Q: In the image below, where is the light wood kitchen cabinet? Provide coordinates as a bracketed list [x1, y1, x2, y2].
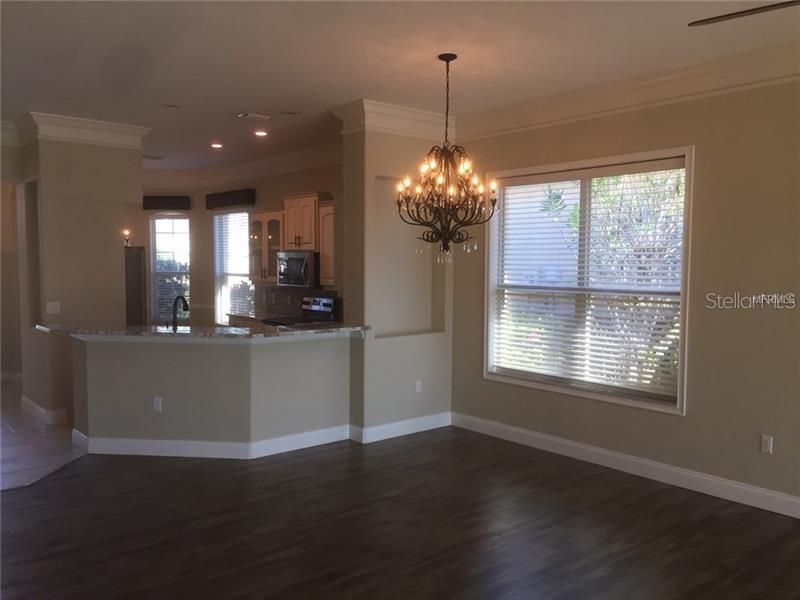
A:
[318, 205, 335, 286]
[250, 211, 283, 282]
[284, 193, 318, 250]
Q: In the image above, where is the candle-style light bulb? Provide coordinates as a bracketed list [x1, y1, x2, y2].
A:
[415, 185, 422, 194]
[397, 182, 404, 193]
[478, 184, 485, 194]
[471, 175, 479, 186]
[436, 174, 444, 185]
[403, 176, 411, 188]
[490, 179, 497, 192]
[448, 186, 455, 196]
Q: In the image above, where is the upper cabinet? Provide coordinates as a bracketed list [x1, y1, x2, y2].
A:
[250, 211, 283, 282]
[318, 205, 335, 287]
[284, 193, 319, 250]
[249, 219, 264, 279]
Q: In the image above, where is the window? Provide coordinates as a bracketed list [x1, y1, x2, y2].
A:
[487, 151, 689, 410]
[214, 211, 254, 324]
[151, 215, 190, 323]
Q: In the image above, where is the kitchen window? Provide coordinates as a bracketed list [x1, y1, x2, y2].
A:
[150, 215, 190, 323]
[486, 149, 691, 412]
[214, 211, 254, 325]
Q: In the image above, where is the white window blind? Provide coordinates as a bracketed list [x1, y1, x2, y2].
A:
[150, 216, 190, 323]
[213, 211, 254, 325]
[488, 156, 686, 405]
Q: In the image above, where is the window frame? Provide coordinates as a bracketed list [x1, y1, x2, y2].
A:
[149, 212, 191, 325]
[212, 207, 253, 325]
[483, 147, 694, 416]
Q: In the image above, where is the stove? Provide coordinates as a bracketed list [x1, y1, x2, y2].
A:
[262, 296, 340, 327]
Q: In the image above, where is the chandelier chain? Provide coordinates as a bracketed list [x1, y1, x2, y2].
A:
[444, 60, 450, 144]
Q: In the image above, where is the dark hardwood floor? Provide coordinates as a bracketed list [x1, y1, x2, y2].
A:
[2, 427, 799, 599]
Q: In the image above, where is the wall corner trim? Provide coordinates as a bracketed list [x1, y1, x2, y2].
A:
[20, 395, 68, 426]
[452, 413, 800, 520]
[24, 112, 151, 149]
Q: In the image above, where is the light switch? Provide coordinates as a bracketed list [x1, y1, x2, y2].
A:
[46, 301, 61, 315]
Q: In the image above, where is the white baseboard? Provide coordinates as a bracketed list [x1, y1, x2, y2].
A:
[249, 425, 349, 458]
[1, 371, 22, 385]
[89, 436, 251, 459]
[82, 413, 453, 459]
[21, 395, 68, 425]
[87, 424, 351, 460]
[452, 413, 800, 520]
[71, 429, 89, 453]
[360, 411, 452, 444]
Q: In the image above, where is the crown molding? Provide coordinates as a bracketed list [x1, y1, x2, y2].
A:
[142, 143, 342, 192]
[331, 99, 453, 141]
[1, 121, 20, 148]
[20, 112, 151, 150]
[459, 43, 800, 141]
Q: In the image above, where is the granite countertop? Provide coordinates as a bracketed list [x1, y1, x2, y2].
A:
[35, 323, 370, 339]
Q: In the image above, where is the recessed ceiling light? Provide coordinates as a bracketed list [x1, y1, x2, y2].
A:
[162, 103, 180, 110]
[254, 130, 268, 137]
[210, 143, 223, 149]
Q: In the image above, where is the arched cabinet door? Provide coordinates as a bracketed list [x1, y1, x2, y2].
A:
[249, 219, 264, 280]
[265, 214, 283, 281]
[250, 211, 283, 281]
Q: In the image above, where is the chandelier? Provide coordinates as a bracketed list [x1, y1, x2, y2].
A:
[396, 53, 497, 257]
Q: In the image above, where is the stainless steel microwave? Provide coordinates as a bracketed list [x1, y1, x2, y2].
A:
[277, 251, 320, 288]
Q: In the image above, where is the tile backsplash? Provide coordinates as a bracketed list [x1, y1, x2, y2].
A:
[253, 282, 338, 317]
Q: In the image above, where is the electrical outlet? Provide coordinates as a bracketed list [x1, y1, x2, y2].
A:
[415, 380, 423, 394]
[153, 396, 163, 412]
[760, 434, 773, 454]
[46, 301, 61, 315]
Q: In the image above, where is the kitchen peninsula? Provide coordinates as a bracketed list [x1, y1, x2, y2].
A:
[43, 322, 368, 459]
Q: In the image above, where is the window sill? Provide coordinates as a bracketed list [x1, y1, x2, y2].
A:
[483, 371, 685, 416]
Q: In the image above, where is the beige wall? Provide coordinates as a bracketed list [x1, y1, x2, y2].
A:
[82, 340, 252, 441]
[2, 146, 21, 183]
[74, 336, 352, 443]
[452, 82, 800, 495]
[250, 337, 350, 440]
[141, 163, 342, 326]
[341, 126, 453, 427]
[1, 181, 21, 375]
[15, 139, 142, 413]
[37, 140, 143, 327]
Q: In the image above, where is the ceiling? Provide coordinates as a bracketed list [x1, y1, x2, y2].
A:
[2, 1, 798, 170]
